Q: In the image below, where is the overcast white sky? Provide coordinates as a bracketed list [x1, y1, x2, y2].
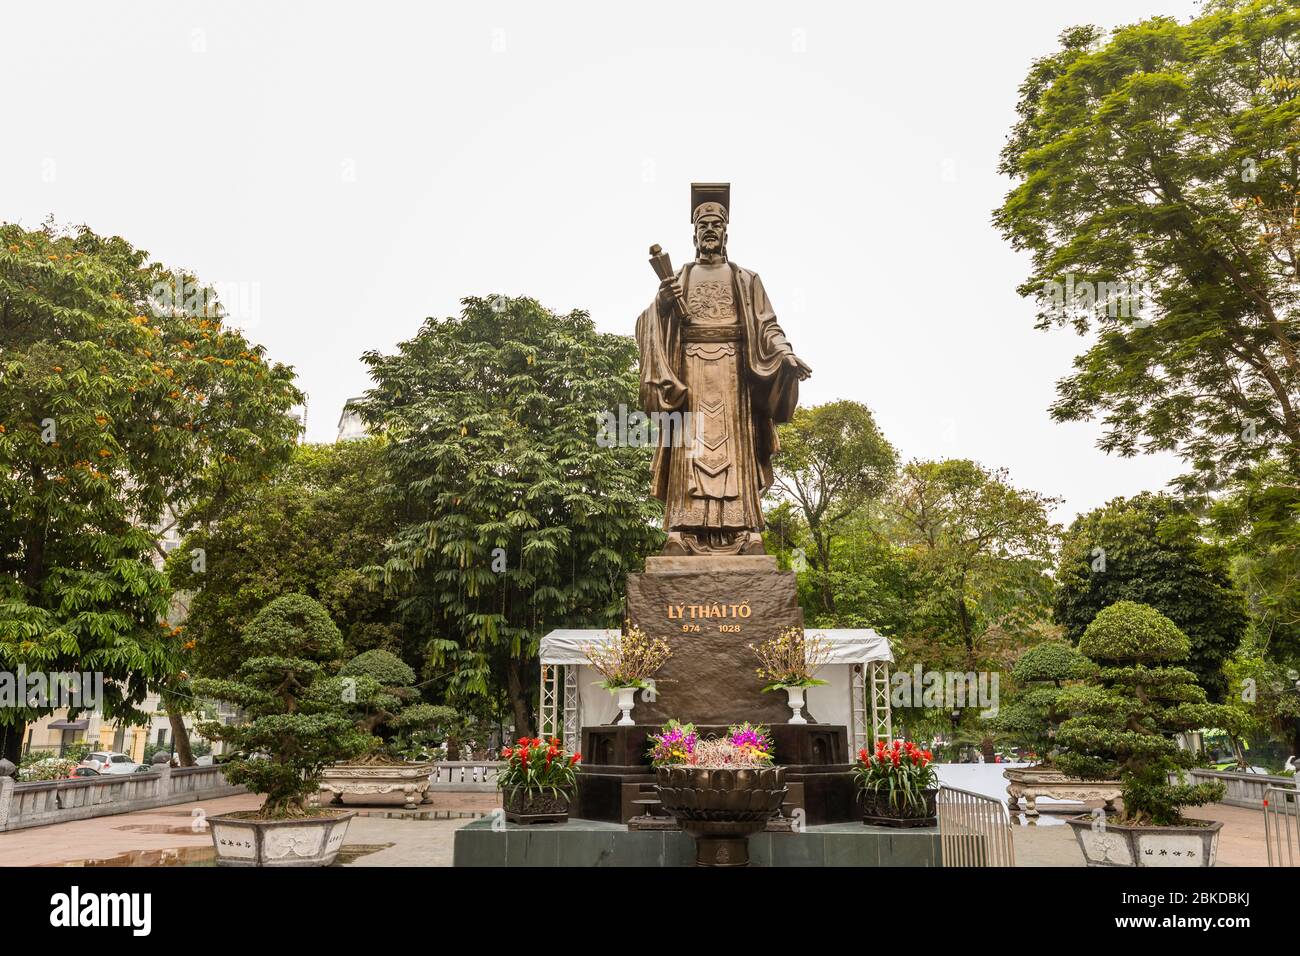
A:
[1, 0, 1204, 521]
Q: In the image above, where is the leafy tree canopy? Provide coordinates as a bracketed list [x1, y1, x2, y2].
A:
[169, 437, 407, 680]
[358, 295, 663, 733]
[770, 400, 898, 615]
[0, 221, 300, 757]
[996, 1, 1300, 494]
[1054, 492, 1246, 699]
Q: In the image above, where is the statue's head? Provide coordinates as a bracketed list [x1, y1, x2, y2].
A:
[692, 208, 727, 260]
[690, 184, 730, 262]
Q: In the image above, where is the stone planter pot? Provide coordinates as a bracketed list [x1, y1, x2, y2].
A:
[1004, 765, 1121, 817]
[784, 685, 807, 724]
[502, 788, 572, 825]
[318, 761, 437, 809]
[1066, 815, 1222, 867]
[615, 686, 637, 726]
[654, 765, 788, 866]
[859, 787, 938, 828]
[208, 810, 354, 867]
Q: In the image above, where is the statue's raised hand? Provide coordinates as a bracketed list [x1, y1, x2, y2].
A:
[658, 276, 686, 316]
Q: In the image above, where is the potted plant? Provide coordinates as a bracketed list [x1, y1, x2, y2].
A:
[193, 594, 371, 866]
[497, 736, 581, 824]
[650, 720, 788, 866]
[994, 642, 1120, 816]
[750, 626, 830, 723]
[583, 623, 671, 725]
[853, 739, 939, 827]
[317, 649, 453, 809]
[1058, 601, 1236, 867]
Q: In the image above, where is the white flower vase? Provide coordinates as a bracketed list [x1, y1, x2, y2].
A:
[615, 686, 637, 726]
[785, 685, 807, 724]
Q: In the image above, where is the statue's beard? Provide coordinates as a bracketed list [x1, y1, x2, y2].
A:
[695, 236, 726, 261]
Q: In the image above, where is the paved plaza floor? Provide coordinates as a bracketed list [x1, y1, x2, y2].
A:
[0, 791, 1274, 867]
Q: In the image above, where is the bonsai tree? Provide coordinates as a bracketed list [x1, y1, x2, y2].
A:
[331, 649, 452, 762]
[993, 641, 1096, 765]
[194, 594, 369, 817]
[1056, 601, 1234, 826]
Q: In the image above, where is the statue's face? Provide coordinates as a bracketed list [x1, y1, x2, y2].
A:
[694, 214, 726, 257]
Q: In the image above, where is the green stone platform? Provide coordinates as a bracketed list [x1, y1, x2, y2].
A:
[453, 817, 941, 867]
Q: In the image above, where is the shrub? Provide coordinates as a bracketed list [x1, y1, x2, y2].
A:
[993, 641, 1096, 764]
[1057, 601, 1237, 826]
[193, 594, 369, 818]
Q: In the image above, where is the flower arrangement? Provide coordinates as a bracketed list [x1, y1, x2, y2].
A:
[647, 720, 775, 769]
[727, 721, 775, 763]
[583, 623, 672, 690]
[852, 739, 938, 817]
[497, 736, 581, 799]
[750, 625, 830, 691]
[647, 719, 698, 767]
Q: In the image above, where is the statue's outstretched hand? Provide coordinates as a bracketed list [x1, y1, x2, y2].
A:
[784, 352, 813, 380]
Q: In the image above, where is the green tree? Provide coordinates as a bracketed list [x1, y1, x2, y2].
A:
[358, 296, 663, 734]
[764, 500, 917, 632]
[1057, 601, 1237, 825]
[1212, 456, 1300, 751]
[888, 459, 1062, 673]
[1054, 493, 1247, 701]
[995, 1, 1300, 494]
[335, 648, 451, 759]
[0, 222, 301, 763]
[169, 437, 407, 681]
[770, 400, 897, 615]
[194, 594, 368, 818]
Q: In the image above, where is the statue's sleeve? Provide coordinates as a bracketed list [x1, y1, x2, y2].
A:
[745, 272, 799, 423]
[635, 285, 687, 413]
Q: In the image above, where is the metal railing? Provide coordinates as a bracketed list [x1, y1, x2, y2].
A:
[1264, 786, 1300, 867]
[937, 784, 1015, 867]
[428, 761, 503, 792]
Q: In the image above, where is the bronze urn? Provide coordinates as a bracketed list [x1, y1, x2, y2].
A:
[654, 765, 788, 866]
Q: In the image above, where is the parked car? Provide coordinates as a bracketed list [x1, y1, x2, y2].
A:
[1212, 760, 1274, 775]
[80, 752, 140, 775]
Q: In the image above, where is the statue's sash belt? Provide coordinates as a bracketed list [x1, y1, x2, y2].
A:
[682, 325, 741, 343]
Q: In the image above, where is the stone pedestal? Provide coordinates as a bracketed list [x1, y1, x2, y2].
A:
[627, 554, 804, 726]
[573, 554, 861, 826]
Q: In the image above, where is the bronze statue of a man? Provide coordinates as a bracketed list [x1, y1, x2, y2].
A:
[635, 183, 812, 556]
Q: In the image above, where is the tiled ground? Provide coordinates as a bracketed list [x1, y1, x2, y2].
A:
[0, 789, 1276, 867]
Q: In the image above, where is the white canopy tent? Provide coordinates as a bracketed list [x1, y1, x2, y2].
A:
[538, 628, 894, 756]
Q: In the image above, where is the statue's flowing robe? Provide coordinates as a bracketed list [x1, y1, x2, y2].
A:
[634, 261, 800, 534]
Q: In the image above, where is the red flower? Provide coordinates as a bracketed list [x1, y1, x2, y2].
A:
[501, 748, 513, 759]
[571, 753, 582, 764]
